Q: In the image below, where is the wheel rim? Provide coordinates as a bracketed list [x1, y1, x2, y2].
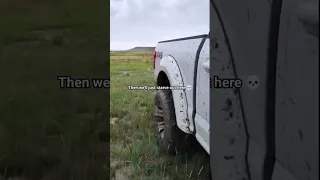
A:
[154, 98, 165, 139]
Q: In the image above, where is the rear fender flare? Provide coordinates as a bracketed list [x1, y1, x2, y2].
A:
[157, 55, 191, 134]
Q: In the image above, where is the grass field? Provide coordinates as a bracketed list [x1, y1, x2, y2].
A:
[0, 1, 109, 180]
[110, 52, 210, 180]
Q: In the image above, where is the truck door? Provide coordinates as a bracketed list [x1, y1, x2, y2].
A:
[272, 0, 319, 180]
[210, 0, 274, 179]
[210, 0, 318, 180]
[195, 36, 210, 153]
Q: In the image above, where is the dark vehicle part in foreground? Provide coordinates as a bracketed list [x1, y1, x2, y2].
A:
[210, 0, 318, 180]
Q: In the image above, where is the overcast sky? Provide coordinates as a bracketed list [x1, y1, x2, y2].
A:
[110, 0, 209, 50]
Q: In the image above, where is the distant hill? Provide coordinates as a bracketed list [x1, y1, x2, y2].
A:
[128, 46, 155, 52]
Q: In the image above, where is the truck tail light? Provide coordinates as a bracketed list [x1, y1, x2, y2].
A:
[153, 51, 156, 69]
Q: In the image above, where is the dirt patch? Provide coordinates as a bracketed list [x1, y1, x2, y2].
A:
[112, 171, 131, 180]
[113, 71, 132, 77]
[110, 160, 133, 180]
[111, 117, 119, 125]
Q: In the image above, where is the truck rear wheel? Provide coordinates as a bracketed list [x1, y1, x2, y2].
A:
[153, 89, 191, 154]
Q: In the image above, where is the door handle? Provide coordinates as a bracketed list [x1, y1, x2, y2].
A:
[298, 0, 319, 37]
[202, 59, 210, 73]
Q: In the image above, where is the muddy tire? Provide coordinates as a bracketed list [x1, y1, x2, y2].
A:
[153, 89, 191, 154]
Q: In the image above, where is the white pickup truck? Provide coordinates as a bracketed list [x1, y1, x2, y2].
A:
[152, 34, 210, 154]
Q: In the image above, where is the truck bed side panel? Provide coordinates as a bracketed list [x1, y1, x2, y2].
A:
[155, 38, 204, 109]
